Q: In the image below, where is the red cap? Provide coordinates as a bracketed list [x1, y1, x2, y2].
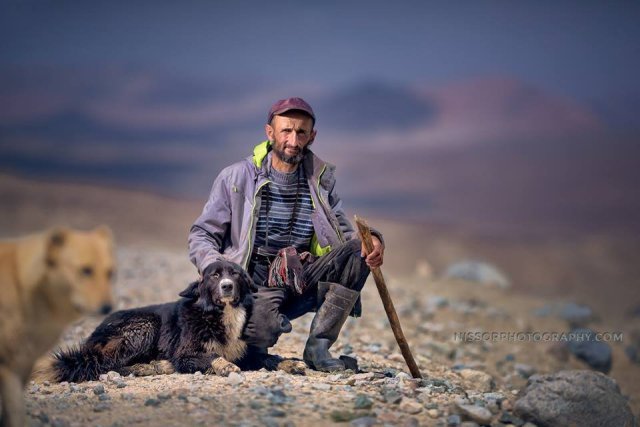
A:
[267, 97, 316, 125]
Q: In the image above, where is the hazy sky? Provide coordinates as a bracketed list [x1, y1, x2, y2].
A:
[2, 0, 639, 100]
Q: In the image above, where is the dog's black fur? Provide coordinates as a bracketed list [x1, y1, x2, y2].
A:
[48, 260, 258, 382]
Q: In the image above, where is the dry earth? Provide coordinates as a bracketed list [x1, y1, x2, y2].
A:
[1, 174, 639, 426]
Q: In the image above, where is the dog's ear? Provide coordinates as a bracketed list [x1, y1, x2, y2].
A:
[46, 227, 69, 268]
[93, 225, 114, 248]
[179, 281, 200, 299]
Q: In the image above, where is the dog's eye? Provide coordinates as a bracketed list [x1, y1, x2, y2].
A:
[212, 273, 220, 279]
[80, 266, 94, 277]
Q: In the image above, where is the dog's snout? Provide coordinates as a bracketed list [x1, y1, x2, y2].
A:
[100, 304, 113, 315]
[219, 279, 234, 293]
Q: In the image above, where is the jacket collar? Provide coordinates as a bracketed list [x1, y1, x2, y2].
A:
[251, 140, 329, 183]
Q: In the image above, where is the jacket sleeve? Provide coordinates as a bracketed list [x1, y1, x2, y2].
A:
[327, 178, 385, 247]
[188, 170, 231, 273]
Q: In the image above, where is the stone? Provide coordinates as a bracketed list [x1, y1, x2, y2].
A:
[447, 414, 462, 426]
[269, 409, 287, 417]
[382, 389, 402, 404]
[144, 398, 161, 407]
[458, 369, 494, 392]
[331, 410, 360, 422]
[567, 328, 612, 373]
[427, 295, 449, 308]
[92, 384, 105, 395]
[157, 391, 171, 401]
[514, 363, 536, 379]
[444, 260, 510, 289]
[455, 403, 492, 424]
[269, 389, 288, 405]
[427, 409, 439, 418]
[186, 396, 202, 404]
[626, 345, 639, 364]
[514, 370, 637, 427]
[350, 416, 378, 427]
[351, 372, 376, 381]
[93, 402, 110, 412]
[560, 302, 595, 327]
[311, 383, 331, 391]
[227, 372, 244, 385]
[354, 394, 373, 409]
[399, 400, 422, 414]
[482, 392, 505, 403]
[499, 411, 525, 425]
[106, 371, 121, 382]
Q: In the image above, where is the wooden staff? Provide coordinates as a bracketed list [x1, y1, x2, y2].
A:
[355, 215, 422, 379]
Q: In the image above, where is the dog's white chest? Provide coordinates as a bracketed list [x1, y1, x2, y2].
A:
[204, 305, 247, 361]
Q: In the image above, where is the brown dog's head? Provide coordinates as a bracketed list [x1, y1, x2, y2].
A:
[43, 226, 115, 315]
[179, 260, 255, 311]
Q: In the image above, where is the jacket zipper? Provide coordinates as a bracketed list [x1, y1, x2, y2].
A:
[242, 179, 271, 269]
[316, 165, 345, 244]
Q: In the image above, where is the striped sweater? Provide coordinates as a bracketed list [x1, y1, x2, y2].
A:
[253, 161, 314, 254]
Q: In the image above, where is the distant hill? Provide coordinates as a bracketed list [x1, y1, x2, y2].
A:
[1, 66, 638, 235]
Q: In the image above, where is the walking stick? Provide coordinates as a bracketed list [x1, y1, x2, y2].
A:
[355, 215, 422, 379]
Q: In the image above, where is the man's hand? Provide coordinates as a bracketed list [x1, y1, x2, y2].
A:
[361, 235, 384, 269]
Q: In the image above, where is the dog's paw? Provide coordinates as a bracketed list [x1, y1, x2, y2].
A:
[151, 360, 175, 375]
[123, 363, 156, 377]
[276, 359, 307, 375]
[208, 357, 241, 376]
[122, 360, 175, 377]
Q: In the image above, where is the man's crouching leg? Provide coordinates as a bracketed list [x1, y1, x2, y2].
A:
[303, 239, 369, 372]
[240, 286, 296, 371]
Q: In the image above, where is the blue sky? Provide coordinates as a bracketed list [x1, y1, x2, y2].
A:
[2, 0, 639, 99]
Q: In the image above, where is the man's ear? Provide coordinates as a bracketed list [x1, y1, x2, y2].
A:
[46, 227, 69, 267]
[265, 123, 274, 142]
[179, 281, 200, 299]
[309, 128, 317, 144]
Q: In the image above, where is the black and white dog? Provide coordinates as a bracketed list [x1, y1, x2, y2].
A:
[42, 260, 261, 382]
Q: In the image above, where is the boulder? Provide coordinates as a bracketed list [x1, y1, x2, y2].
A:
[559, 302, 596, 327]
[444, 260, 510, 289]
[567, 327, 612, 373]
[514, 370, 637, 427]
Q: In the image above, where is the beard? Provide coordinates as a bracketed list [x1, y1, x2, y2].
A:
[271, 141, 313, 165]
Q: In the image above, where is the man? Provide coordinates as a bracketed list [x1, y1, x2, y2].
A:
[189, 97, 384, 372]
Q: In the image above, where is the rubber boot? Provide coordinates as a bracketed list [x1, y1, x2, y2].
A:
[303, 282, 359, 372]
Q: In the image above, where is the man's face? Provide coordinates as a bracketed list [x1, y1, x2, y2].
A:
[265, 111, 317, 165]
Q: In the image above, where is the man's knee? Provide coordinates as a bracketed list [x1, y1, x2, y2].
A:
[242, 287, 291, 349]
[342, 239, 362, 256]
[337, 240, 369, 291]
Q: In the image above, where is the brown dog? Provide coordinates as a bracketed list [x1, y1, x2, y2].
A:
[0, 227, 115, 427]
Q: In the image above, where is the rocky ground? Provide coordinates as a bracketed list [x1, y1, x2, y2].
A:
[2, 175, 638, 426]
[23, 246, 640, 427]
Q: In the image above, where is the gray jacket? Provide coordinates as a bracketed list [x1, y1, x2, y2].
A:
[189, 141, 382, 274]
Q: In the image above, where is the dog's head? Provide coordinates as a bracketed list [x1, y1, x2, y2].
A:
[179, 260, 256, 311]
[40, 226, 115, 316]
